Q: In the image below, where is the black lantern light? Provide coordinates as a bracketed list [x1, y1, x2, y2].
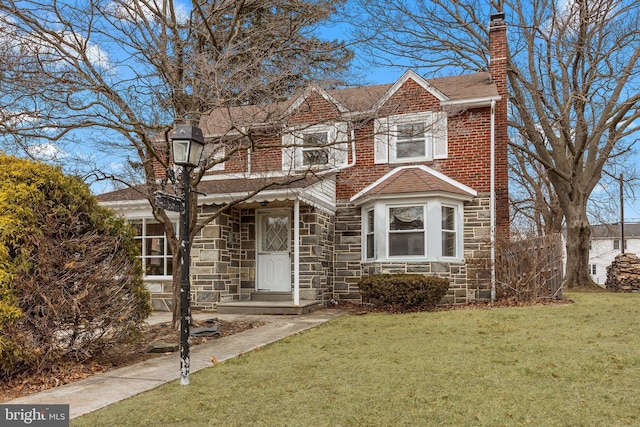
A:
[171, 124, 205, 167]
[169, 124, 205, 386]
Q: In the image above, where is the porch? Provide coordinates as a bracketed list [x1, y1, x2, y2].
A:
[216, 292, 321, 315]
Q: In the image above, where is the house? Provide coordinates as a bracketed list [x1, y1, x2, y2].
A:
[588, 223, 640, 285]
[98, 13, 509, 313]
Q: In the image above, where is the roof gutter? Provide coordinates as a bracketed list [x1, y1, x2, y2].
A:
[441, 95, 502, 109]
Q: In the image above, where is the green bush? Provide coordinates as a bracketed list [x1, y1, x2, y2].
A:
[0, 155, 151, 376]
[357, 274, 449, 311]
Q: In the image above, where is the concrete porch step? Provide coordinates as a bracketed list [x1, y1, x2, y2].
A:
[251, 291, 292, 302]
[216, 300, 320, 315]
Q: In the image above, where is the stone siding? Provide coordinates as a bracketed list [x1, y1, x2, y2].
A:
[190, 204, 241, 309]
[332, 196, 493, 305]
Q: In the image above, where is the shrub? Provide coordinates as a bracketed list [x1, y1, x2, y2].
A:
[0, 155, 151, 376]
[357, 274, 449, 311]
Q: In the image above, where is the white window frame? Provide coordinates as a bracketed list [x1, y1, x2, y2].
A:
[300, 130, 330, 166]
[441, 204, 457, 259]
[282, 122, 349, 171]
[130, 218, 176, 278]
[387, 204, 426, 258]
[362, 198, 463, 262]
[365, 208, 375, 260]
[374, 111, 448, 164]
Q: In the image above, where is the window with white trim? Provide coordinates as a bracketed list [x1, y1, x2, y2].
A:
[301, 131, 330, 166]
[441, 205, 456, 257]
[281, 122, 349, 171]
[130, 219, 175, 277]
[365, 209, 375, 260]
[589, 264, 597, 275]
[388, 205, 425, 257]
[362, 199, 463, 262]
[374, 111, 448, 164]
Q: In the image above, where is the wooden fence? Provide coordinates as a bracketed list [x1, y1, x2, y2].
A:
[495, 233, 564, 301]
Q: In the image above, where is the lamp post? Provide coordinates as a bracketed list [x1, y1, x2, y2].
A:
[170, 124, 205, 386]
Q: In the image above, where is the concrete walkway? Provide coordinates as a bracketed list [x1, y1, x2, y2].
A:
[6, 309, 345, 419]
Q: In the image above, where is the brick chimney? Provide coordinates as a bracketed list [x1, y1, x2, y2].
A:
[489, 12, 507, 99]
[489, 12, 509, 231]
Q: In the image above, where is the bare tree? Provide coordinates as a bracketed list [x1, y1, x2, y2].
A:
[0, 0, 352, 322]
[352, 0, 640, 287]
[509, 130, 564, 236]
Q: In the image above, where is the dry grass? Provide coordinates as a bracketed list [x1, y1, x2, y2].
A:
[74, 292, 640, 426]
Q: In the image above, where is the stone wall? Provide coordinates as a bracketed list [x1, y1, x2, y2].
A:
[332, 204, 364, 301]
[462, 195, 493, 301]
[146, 279, 173, 312]
[189, 203, 336, 308]
[190, 204, 241, 308]
[332, 196, 493, 304]
[298, 207, 335, 301]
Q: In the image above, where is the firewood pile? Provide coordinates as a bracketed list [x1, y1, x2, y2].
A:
[605, 253, 640, 292]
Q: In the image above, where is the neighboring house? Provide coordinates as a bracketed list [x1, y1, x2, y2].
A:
[588, 223, 640, 285]
[99, 14, 509, 313]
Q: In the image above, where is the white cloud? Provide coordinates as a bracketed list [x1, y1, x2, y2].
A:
[26, 143, 67, 161]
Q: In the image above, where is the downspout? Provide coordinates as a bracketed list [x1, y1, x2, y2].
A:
[294, 199, 300, 305]
[317, 128, 357, 175]
[490, 99, 497, 302]
[244, 127, 252, 175]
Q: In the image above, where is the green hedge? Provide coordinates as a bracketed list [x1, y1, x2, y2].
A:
[358, 274, 449, 311]
[0, 155, 151, 376]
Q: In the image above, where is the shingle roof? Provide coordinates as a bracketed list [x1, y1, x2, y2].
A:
[591, 223, 640, 239]
[363, 167, 472, 197]
[199, 72, 497, 135]
[350, 165, 476, 205]
[98, 185, 150, 202]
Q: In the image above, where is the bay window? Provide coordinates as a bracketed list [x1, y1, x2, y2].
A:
[388, 206, 425, 257]
[366, 209, 375, 259]
[441, 205, 456, 258]
[362, 199, 463, 262]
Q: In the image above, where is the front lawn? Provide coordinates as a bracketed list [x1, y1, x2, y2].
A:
[73, 292, 640, 426]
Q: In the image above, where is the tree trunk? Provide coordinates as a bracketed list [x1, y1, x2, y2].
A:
[563, 210, 597, 288]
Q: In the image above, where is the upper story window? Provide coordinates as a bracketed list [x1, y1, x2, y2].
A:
[282, 122, 348, 171]
[613, 239, 628, 250]
[302, 132, 329, 166]
[395, 123, 427, 159]
[374, 111, 448, 164]
[130, 218, 175, 277]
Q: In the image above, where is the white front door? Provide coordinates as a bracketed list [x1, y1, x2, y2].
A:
[257, 211, 291, 292]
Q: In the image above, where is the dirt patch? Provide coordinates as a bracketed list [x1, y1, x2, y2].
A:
[0, 317, 265, 402]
